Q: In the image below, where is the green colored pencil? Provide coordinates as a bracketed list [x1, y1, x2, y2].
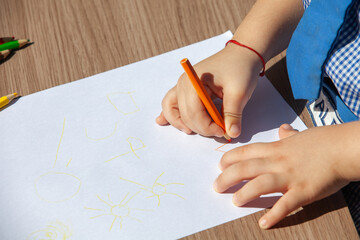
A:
[0, 39, 29, 51]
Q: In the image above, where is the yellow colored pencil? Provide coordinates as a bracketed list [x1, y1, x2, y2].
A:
[0, 93, 18, 109]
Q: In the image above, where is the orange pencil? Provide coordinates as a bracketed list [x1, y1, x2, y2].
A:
[180, 58, 231, 141]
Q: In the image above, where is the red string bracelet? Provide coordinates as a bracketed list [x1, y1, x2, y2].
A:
[225, 40, 265, 77]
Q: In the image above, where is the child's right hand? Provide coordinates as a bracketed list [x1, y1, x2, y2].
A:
[156, 44, 263, 138]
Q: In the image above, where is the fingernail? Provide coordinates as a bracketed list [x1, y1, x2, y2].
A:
[282, 124, 293, 130]
[229, 124, 240, 137]
[213, 180, 219, 192]
[259, 218, 267, 229]
[215, 132, 223, 138]
[232, 196, 242, 206]
[181, 128, 191, 134]
[214, 127, 224, 138]
[217, 162, 223, 171]
[232, 197, 240, 206]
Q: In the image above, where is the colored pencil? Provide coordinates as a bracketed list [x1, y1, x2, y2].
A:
[0, 93, 18, 109]
[0, 37, 15, 45]
[0, 50, 11, 61]
[0, 39, 29, 51]
[180, 58, 231, 141]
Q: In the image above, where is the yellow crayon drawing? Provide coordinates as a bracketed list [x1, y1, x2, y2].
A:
[27, 220, 72, 240]
[53, 118, 72, 168]
[66, 158, 72, 168]
[107, 91, 140, 115]
[85, 192, 152, 231]
[119, 172, 185, 206]
[85, 121, 120, 141]
[34, 118, 81, 203]
[105, 137, 146, 163]
[54, 118, 65, 168]
[34, 172, 82, 203]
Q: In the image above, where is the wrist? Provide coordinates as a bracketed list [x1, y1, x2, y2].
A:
[223, 41, 264, 76]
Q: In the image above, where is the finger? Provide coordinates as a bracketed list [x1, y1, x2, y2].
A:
[164, 106, 192, 134]
[219, 143, 270, 171]
[156, 112, 169, 125]
[178, 83, 223, 137]
[232, 173, 286, 206]
[161, 89, 192, 134]
[192, 108, 224, 137]
[214, 158, 268, 193]
[278, 124, 299, 140]
[177, 92, 202, 134]
[192, 85, 224, 137]
[222, 88, 247, 138]
[258, 190, 305, 229]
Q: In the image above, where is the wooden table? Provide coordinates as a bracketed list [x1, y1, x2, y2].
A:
[1, 0, 358, 239]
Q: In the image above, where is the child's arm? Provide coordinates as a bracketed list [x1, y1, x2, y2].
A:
[156, 0, 304, 138]
[214, 122, 360, 229]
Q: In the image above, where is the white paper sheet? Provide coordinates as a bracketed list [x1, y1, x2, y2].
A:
[0, 31, 307, 240]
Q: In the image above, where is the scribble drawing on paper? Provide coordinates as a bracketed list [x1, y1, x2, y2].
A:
[66, 158, 72, 168]
[215, 142, 230, 153]
[27, 220, 72, 240]
[119, 172, 185, 206]
[53, 118, 73, 168]
[107, 91, 140, 115]
[85, 192, 152, 231]
[105, 137, 146, 163]
[85, 121, 120, 141]
[35, 118, 81, 203]
[34, 172, 82, 203]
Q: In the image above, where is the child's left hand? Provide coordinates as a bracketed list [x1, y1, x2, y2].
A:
[214, 122, 360, 229]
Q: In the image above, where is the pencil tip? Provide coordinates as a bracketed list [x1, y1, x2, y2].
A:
[223, 133, 231, 142]
[180, 58, 188, 64]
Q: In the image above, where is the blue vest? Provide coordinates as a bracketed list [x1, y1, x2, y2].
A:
[286, 0, 358, 124]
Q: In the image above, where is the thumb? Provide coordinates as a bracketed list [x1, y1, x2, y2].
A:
[278, 124, 298, 139]
[222, 91, 247, 138]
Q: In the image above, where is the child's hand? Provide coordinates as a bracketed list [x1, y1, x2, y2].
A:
[214, 122, 360, 229]
[155, 0, 304, 139]
[156, 45, 263, 138]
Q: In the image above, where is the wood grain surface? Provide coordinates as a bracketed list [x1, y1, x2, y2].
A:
[1, 0, 358, 239]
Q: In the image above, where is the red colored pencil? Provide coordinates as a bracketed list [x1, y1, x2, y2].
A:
[0, 37, 15, 45]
